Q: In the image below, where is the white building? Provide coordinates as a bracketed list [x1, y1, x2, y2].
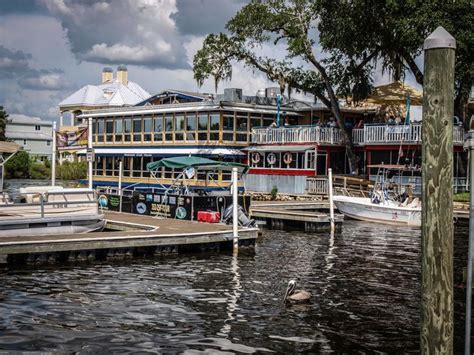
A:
[6, 114, 53, 161]
[58, 65, 150, 126]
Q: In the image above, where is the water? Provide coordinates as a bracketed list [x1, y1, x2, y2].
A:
[0, 221, 469, 353]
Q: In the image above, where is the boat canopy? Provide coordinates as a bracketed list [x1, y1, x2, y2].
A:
[367, 164, 420, 171]
[146, 156, 248, 173]
[0, 141, 21, 154]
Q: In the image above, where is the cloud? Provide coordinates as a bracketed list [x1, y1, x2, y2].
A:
[38, 0, 190, 69]
[173, 0, 248, 35]
[0, 45, 32, 78]
[18, 69, 70, 91]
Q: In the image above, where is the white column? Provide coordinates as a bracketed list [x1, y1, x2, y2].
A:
[70, 112, 75, 126]
[59, 113, 63, 128]
[118, 159, 123, 213]
[88, 117, 93, 189]
[52, 121, 57, 186]
[232, 167, 239, 251]
[328, 168, 335, 231]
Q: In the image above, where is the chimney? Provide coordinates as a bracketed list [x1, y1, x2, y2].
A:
[117, 65, 128, 85]
[102, 67, 113, 83]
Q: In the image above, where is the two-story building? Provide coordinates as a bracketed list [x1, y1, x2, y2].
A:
[6, 114, 53, 161]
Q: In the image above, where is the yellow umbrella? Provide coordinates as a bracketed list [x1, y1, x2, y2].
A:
[366, 81, 423, 106]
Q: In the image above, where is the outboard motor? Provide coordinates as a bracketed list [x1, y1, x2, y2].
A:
[223, 204, 256, 228]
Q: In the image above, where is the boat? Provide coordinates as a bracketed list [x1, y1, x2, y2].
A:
[333, 164, 422, 227]
[0, 186, 106, 237]
[97, 156, 255, 226]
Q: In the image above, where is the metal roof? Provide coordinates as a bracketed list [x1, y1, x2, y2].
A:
[77, 147, 245, 156]
[244, 145, 315, 152]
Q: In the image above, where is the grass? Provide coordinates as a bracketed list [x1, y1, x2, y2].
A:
[453, 192, 470, 202]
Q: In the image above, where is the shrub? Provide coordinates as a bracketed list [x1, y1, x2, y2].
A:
[29, 161, 50, 179]
[270, 186, 278, 200]
[5, 151, 29, 178]
[56, 160, 87, 180]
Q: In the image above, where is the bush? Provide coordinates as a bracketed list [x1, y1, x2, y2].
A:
[270, 186, 278, 200]
[29, 161, 50, 179]
[5, 151, 29, 178]
[56, 161, 87, 180]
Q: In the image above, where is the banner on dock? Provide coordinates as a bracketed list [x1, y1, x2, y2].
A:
[56, 126, 88, 151]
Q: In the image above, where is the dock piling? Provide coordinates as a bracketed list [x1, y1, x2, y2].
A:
[232, 167, 239, 251]
[328, 168, 335, 232]
[421, 26, 455, 354]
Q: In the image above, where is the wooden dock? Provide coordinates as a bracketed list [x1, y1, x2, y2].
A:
[250, 201, 344, 231]
[0, 211, 258, 265]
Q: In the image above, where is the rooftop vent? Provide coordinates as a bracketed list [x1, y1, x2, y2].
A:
[102, 67, 113, 83]
[223, 88, 243, 102]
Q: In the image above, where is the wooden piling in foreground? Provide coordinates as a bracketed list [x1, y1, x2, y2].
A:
[421, 26, 456, 354]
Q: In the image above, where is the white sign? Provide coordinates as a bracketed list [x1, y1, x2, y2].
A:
[86, 148, 95, 162]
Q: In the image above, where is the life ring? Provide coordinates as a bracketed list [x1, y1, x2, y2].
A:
[251, 152, 261, 164]
[267, 152, 277, 165]
[283, 152, 293, 165]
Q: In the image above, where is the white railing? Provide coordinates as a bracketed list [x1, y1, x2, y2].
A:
[305, 177, 329, 195]
[353, 124, 464, 145]
[252, 126, 342, 145]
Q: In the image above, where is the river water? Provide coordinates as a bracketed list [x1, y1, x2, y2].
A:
[0, 218, 469, 353]
[0, 179, 469, 352]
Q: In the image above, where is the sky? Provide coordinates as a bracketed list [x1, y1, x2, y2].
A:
[0, 0, 416, 122]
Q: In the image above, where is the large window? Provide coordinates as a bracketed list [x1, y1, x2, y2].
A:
[124, 117, 132, 142]
[143, 115, 152, 142]
[154, 115, 163, 142]
[236, 113, 248, 142]
[97, 119, 105, 143]
[105, 119, 114, 143]
[115, 117, 123, 143]
[198, 112, 208, 142]
[222, 111, 234, 142]
[133, 117, 142, 142]
[186, 113, 196, 141]
[209, 112, 220, 141]
[165, 114, 173, 141]
[175, 113, 185, 141]
[250, 114, 262, 128]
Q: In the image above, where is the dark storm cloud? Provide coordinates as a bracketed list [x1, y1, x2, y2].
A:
[173, 0, 248, 35]
[18, 69, 71, 91]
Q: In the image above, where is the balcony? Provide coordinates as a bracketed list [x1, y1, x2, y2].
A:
[251, 126, 342, 145]
[251, 124, 465, 146]
[353, 124, 465, 145]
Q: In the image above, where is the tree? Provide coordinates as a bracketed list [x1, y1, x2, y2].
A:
[193, 0, 473, 173]
[5, 151, 29, 179]
[316, 0, 473, 125]
[0, 106, 8, 142]
[193, 0, 364, 173]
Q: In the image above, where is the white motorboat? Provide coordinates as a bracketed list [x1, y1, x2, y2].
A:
[333, 163, 422, 227]
[332, 195, 421, 226]
[0, 186, 106, 237]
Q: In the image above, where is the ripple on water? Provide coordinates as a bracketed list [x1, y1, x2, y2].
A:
[0, 220, 469, 353]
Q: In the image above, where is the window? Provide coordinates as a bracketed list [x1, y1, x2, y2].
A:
[105, 119, 114, 143]
[209, 112, 220, 141]
[165, 114, 173, 141]
[115, 117, 123, 143]
[154, 115, 163, 142]
[198, 112, 208, 141]
[222, 112, 234, 141]
[186, 113, 196, 141]
[124, 117, 132, 142]
[35, 125, 41, 131]
[133, 117, 142, 142]
[97, 119, 105, 142]
[23, 139, 27, 145]
[47, 140, 51, 146]
[175, 113, 185, 141]
[143, 115, 152, 142]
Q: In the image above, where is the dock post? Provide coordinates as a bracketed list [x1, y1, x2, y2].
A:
[232, 167, 239, 251]
[328, 168, 335, 231]
[464, 120, 474, 355]
[51, 121, 56, 186]
[421, 26, 455, 354]
[87, 117, 93, 189]
[118, 159, 123, 213]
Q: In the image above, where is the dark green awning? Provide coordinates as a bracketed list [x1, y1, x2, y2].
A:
[146, 156, 248, 173]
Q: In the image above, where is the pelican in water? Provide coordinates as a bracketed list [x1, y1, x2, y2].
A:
[284, 279, 311, 304]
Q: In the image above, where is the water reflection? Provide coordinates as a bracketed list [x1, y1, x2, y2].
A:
[0, 221, 469, 353]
